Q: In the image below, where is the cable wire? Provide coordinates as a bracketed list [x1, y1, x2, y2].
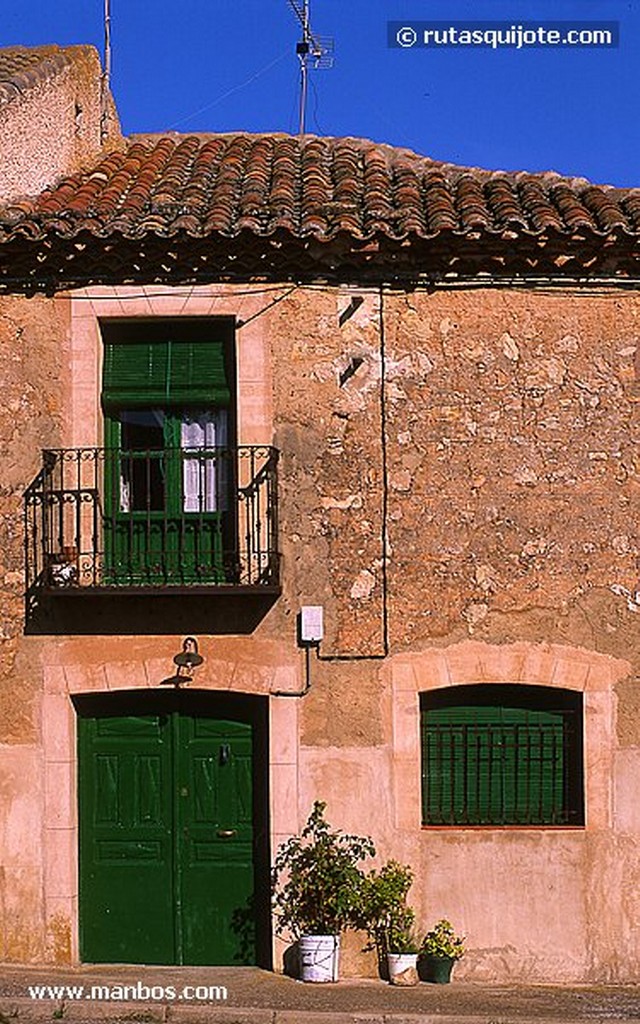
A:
[165, 50, 289, 131]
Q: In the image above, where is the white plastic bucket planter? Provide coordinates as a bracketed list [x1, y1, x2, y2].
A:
[299, 934, 340, 982]
[387, 952, 419, 986]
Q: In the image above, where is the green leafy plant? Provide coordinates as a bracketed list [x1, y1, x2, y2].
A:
[354, 860, 420, 954]
[421, 919, 465, 960]
[386, 915, 420, 955]
[271, 800, 376, 937]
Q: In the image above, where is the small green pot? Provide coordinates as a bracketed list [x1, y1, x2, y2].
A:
[420, 954, 455, 984]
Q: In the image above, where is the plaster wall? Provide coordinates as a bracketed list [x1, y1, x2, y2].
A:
[0, 284, 298, 964]
[0, 46, 120, 203]
[0, 746, 44, 961]
[294, 639, 636, 982]
[1, 282, 639, 979]
[267, 284, 640, 980]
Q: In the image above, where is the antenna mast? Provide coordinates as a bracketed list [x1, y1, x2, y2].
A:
[100, 0, 112, 141]
[287, 0, 333, 135]
[298, 0, 310, 136]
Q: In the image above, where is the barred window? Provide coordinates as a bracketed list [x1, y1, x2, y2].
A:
[420, 685, 584, 827]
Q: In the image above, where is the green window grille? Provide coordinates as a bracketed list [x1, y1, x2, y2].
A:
[421, 685, 584, 827]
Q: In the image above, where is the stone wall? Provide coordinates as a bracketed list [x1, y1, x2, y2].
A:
[268, 284, 640, 981]
[0, 292, 70, 959]
[270, 286, 640, 662]
[0, 281, 639, 978]
[0, 46, 120, 202]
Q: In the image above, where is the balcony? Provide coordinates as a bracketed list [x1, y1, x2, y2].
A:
[25, 446, 280, 630]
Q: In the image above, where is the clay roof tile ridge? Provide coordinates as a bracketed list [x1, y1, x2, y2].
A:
[0, 45, 72, 109]
[0, 129, 639, 250]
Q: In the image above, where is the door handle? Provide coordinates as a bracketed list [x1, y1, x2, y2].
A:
[217, 829, 237, 838]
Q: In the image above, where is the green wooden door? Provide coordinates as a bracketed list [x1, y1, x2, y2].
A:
[78, 711, 175, 963]
[100, 326, 233, 586]
[102, 412, 228, 586]
[178, 717, 255, 964]
[78, 698, 258, 964]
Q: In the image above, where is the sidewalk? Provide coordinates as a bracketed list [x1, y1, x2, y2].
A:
[1, 964, 640, 1024]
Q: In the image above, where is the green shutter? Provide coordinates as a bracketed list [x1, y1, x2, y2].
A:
[102, 338, 231, 407]
[422, 703, 567, 825]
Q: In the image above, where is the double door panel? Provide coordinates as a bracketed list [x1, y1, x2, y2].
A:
[78, 701, 255, 964]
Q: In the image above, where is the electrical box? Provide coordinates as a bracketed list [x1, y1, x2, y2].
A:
[300, 605, 324, 644]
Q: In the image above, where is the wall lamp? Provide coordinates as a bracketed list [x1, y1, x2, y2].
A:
[160, 636, 204, 687]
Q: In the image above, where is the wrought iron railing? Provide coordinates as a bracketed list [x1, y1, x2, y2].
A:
[24, 446, 280, 595]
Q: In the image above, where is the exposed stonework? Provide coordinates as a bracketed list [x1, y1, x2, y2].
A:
[299, 659, 384, 748]
[382, 289, 640, 649]
[0, 295, 70, 744]
[268, 288, 640, 661]
[1, 281, 640, 979]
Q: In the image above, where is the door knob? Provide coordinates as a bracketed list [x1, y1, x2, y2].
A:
[217, 828, 237, 838]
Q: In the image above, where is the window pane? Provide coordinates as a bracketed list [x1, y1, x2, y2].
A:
[118, 410, 165, 512]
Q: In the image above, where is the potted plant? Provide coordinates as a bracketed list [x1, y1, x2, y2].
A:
[419, 919, 465, 984]
[355, 860, 420, 985]
[385, 916, 421, 987]
[271, 801, 375, 982]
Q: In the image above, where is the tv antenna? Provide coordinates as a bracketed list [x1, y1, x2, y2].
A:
[286, 0, 333, 135]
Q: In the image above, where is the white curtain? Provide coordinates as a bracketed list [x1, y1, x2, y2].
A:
[181, 410, 228, 513]
[119, 474, 131, 513]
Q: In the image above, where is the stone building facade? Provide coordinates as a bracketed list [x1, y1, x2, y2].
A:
[0, 44, 639, 981]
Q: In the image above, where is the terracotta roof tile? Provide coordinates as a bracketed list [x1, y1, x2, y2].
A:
[0, 132, 639, 248]
[516, 178, 564, 234]
[622, 193, 640, 231]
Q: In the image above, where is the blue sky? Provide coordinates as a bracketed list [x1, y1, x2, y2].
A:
[2, 1, 638, 186]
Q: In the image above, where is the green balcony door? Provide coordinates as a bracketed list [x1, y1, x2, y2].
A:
[103, 408, 230, 584]
[78, 694, 262, 965]
[100, 323, 233, 585]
